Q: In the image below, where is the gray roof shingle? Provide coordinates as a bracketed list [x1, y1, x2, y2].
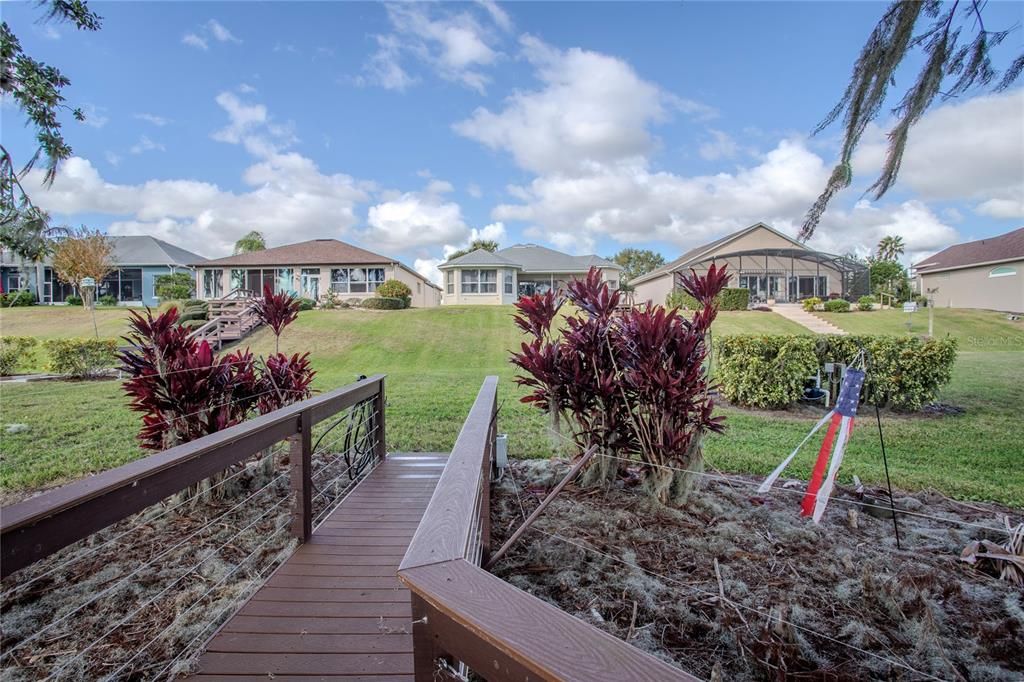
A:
[439, 243, 620, 273]
[1, 235, 206, 267]
[914, 227, 1024, 273]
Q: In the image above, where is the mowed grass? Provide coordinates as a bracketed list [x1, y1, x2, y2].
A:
[0, 306, 139, 341]
[816, 307, 1024, 351]
[1, 306, 1021, 505]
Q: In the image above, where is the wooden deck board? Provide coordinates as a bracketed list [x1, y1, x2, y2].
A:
[188, 454, 445, 679]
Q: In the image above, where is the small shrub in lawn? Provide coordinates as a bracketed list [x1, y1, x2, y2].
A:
[65, 294, 83, 306]
[2, 290, 35, 307]
[98, 294, 118, 306]
[858, 295, 875, 311]
[361, 296, 405, 310]
[45, 338, 118, 378]
[823, 299, 851, 313]
[665, 290, 691, 309]
[801, 297, 822, 311]
[376, 280, 412, 308]
[0, 336, 38, 376]
[914, 294, 929, 308]
[717, 335, 819, 408]
[297, 297, 315, 311]
[184, 299, 206, 308]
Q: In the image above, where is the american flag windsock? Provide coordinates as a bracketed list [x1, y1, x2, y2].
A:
[757, 367, 866, 523]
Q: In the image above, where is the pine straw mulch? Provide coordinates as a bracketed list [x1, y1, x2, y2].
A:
[489, 459, 1024, 682]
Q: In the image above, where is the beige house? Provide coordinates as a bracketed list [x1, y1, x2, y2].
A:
[913, 227, 1023, 313]
[193, 239, 442, 307]
[438, 244, 622, 305]
[631, 223, 868, 306]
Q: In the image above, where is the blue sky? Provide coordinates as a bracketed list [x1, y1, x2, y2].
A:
[4, 1, 1022, 281]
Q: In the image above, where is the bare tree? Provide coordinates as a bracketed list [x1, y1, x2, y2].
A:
[52, 227, 115, 336]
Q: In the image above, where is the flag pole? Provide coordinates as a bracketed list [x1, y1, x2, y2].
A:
[872, 386, 902, 550]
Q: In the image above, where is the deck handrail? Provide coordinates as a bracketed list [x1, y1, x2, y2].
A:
[398, 376, 697, 682]
[0, 374, 386, 578]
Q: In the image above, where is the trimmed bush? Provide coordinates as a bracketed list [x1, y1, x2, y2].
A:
[2, 290, 35, 307]
[298, 297, 315, 311]
[815, 335, 958, 411]
[0, 336, 38, 376]
[717, 334, 958, 412]
[361, 296, 405, 310]
[717, 335, 819, 408]
[665, 287, 748, 310]
[45, 338, 118, 378]
[823, 299, 851, 313]
[98, 294, 118, 306]
[376, 280, 412, 308]
[801, 297, 822, 312]
[65, 294, 83, 306]
[914, 294, 929, 308]
[857, 295, 875, 311]
[178, 305, 208, 323]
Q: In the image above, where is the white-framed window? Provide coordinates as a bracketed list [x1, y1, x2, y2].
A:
[203, 269, 224, 299]
[330, 267, 386, 293]
[446, 271, 454, 294]
[504, 271, 513, 294]
[607, 279, 619, 290]
[8, 272, 23, 290]
[989, 266, 1017, 278]
[461, 269, 497, 294]
[416, 282, 421, 293]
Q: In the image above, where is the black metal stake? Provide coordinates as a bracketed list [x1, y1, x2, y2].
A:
[874, 402, 902, 550]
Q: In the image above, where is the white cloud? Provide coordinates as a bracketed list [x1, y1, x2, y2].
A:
[414, 257, 445, 286]
[81, 104, 109, 129]
[454, 36, 693, 174]
[364, 180, 470, 251]
[467, 183, 482, 198]
[274, 42, 299, 54]
[854, 89, 1024, 219]
[699, 129, 740, 161]
[104, 151, 120, 167]
[237, 83, 258, 94]
[412, 221, 507, 285]
[475, 0, 512, 32]
[134, 112, 170, 126]
[183, 19, 241, 51]
[182, 33, 208, 50]
[40, 25, 61, 40]
[129, 136, 165, 154]
[207, 19, 241, 44]
[360, 2, 506, 93]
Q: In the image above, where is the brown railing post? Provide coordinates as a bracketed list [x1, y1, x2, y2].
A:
[289, 409, 313, 542]
[411, 594, 451, 682]
[373, 376, 387, 463]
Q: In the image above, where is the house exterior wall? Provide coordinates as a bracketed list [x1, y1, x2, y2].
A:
[194, 263, 440, 307]
[2, 263, 183, 306]
[917, 260, 1023, 313]
[440, 267, 619, 305]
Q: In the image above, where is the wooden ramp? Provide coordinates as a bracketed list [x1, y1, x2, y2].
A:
[188, 453, 446, 681]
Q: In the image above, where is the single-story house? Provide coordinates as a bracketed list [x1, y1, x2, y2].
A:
[437, 243, 622, 305]
[193, 238, 442, 307]
[0, 235, 207, 307]
[631, 222, 868, 306]
[913, 227, 1023, 313]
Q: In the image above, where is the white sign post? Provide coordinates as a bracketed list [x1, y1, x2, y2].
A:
[80, 277, 99, 336]
[903, 301, 917, 331]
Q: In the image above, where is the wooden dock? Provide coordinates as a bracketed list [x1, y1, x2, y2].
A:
[188, 453, 447, 680]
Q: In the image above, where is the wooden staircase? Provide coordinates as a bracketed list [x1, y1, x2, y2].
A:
[189, 289, 262, 350]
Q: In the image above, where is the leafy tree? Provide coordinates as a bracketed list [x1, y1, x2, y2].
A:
[154, 272, 195, 300]
[1, 1, 102, 231]
[869, 258, 907, 296]
[876, 235, 906, 261]
[233, 230, 267, 254]
[51, 227, 114, 335]
[802, 1, 1023, 238]
[612, 248, 666, 283]
[447, 238, 499, 261]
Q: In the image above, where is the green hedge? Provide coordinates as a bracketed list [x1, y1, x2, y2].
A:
[666, 287, 749, 311]
[0, 336, 38, 376]
[857, 295, 875, 311]
[376, 280, 412, 308]
[44, 338, 118, 378]
[361, 296, 405, 310]
[98, 294, 118, 306]
[717, 336, 819, 408]
[717, 334, 958, 412]
[823, 299, 850, 313]
[298, 297, 315, 311]
[801, 297, 822, 312]
[65, 295, 83, 306]
[1, 290, 35, 307]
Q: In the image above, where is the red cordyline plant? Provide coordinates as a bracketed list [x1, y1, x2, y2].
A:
[253, 283, 301, 352]
[119, 307, 314, 453]
[511, 265, 729, 506]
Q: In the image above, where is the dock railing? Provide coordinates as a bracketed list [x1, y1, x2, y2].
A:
[398, 376, 697, 682]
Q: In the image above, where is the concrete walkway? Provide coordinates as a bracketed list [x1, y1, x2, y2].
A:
[771, 304, 848, 335]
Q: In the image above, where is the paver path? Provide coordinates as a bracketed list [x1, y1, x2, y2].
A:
[188, 453, 447, 681]
[771, 304, 848, 335]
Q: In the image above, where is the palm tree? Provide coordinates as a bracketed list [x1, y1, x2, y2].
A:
[876, 235, 905, 262]
[234, 231, 267, 254]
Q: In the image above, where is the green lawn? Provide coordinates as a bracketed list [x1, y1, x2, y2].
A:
[816, 307, 1024, 350]
[0, 305, 140, 341]
[1, 306, 1021, 505]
